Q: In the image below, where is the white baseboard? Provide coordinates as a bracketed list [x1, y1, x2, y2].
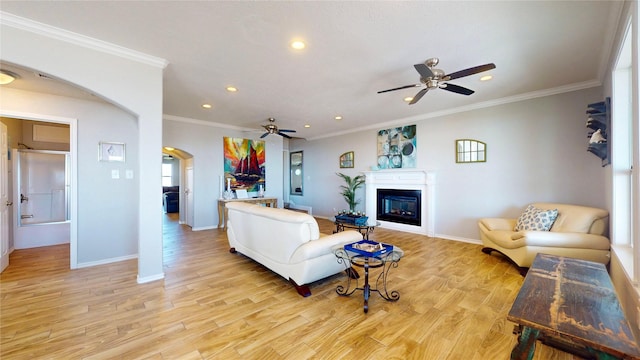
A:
[192, 225, 217, 231]
[316, 216, 482, 245]
[435, 234, 482, 245]
[76, 253, 138, 268]
[77, 254, 164, 284]
[137, 272, 165, 284]
[288, 204, 312, 215]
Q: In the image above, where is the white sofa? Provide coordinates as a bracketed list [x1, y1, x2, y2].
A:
[226, 202, 362, 297]
[479, 202, 610, 274]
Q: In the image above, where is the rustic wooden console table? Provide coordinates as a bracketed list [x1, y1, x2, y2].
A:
[217, 197, 277, 231]
[508, 253, 640, 360]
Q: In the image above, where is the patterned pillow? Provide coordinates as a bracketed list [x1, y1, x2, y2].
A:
[514, 205, 559, 231]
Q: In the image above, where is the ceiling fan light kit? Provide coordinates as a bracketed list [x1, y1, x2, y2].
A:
[260, 117, 297, 139]
[378, 57, 496, 105]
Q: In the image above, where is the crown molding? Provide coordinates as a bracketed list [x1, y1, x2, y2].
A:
[0, 11, 168, 69]
[166, 79, 601, 142]
[163, 114, 255, 132]
[306, 79, 602, 141]
[597, 0, 626, 82]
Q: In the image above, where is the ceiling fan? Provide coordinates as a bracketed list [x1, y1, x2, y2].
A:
[260, 117, 297, 139]
[378, 58, 496, 105]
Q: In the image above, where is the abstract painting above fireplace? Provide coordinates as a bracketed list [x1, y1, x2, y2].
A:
[376, 125, 416, 169]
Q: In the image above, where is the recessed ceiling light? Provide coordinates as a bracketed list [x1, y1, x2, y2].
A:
[291, 40, 306, 50]
[0, 70, 18, 85]
[226, 86, 238, 92]
[202, 104, 212, 109]
[480, 75, 493, 81]
[403, 97, 413, 103]
[335, 116, 343, 120]
[304, 124, 311, 128]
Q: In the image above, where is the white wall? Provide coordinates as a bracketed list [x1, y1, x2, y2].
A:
[1, 17, 165, 281]
[0, 88, 139, 263]
[291, 87, 606, 241]
[163, 119, 285, 230]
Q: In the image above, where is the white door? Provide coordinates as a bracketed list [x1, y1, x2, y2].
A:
[1, 123, 10, 272]
[185, 166, 194, 227]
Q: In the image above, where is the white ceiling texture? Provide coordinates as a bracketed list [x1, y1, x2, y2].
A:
[0, 1, 624, 140]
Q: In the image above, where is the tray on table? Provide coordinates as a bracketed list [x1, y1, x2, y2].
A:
[335, 214, 369, 226]
[345, 240, 393, 257]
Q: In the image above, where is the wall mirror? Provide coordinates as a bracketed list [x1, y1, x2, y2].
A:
[456, 139, 486, 163]
[290, 151, 303, 195]
[339, 151, 354, 168]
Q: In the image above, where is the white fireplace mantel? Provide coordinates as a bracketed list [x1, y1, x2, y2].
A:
[363, 169, 435, 236]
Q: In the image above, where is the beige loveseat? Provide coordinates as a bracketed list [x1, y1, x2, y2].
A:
[226, 202, 362, 297]
[479, 202, 610, 274]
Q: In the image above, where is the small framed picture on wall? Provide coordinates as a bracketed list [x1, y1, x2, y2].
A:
[99, 142, 126, 162]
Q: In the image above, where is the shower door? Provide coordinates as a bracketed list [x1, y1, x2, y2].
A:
[14, 149, 70, 249]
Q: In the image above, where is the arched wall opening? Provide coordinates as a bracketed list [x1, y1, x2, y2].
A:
[162, 147, 194, 226]
[1, 14, 168, 282]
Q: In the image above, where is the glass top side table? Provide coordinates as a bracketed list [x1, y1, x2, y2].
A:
[331, 217, 380, 240]
[334, 245, 403, 313]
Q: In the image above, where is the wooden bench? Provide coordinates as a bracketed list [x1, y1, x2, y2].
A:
[508, 253, 640, 360]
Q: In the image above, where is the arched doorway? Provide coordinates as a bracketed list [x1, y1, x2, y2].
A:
[162, 147, 194, 227]
[2, 16, 167, 281]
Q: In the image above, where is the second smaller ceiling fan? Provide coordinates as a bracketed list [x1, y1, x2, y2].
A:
[260, 117, 297, 139]
[378, 58, 496, 105]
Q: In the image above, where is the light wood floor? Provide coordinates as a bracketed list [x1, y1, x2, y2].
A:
[1, 213, 581, 359]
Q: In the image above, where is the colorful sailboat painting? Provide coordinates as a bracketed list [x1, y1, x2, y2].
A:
[223, 137, 265, 192]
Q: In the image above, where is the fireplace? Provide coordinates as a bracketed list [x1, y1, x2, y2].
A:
[364, 169, 435, 236]
[377, 189, 421, 226]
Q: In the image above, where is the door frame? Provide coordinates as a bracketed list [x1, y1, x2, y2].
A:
[1, 122, 9, 272]
[0, 110, 78, 269]
[185, 163, 194, 227]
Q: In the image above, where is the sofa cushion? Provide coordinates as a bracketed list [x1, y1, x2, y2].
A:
[533, 203, 609, 234]
[515, 205, 558, 232]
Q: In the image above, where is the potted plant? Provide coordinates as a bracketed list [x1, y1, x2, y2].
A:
[336, 172, 365, 212]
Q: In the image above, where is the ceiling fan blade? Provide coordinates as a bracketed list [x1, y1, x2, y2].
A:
[408, 88, 429, 105]
[260, 132, 269, 138]
[413, 63, 434, 78]
[278, 131, 292, 139]
[377, 84, 421, 94]
[446, 63, 496, 80]
[279, 129, 296, 133]
[441, 83, 475, 95]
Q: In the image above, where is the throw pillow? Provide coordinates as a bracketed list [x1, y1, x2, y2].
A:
[514, 205, 559, 232]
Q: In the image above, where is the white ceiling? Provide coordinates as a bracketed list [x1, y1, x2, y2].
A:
[0, 1, 623, 140]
